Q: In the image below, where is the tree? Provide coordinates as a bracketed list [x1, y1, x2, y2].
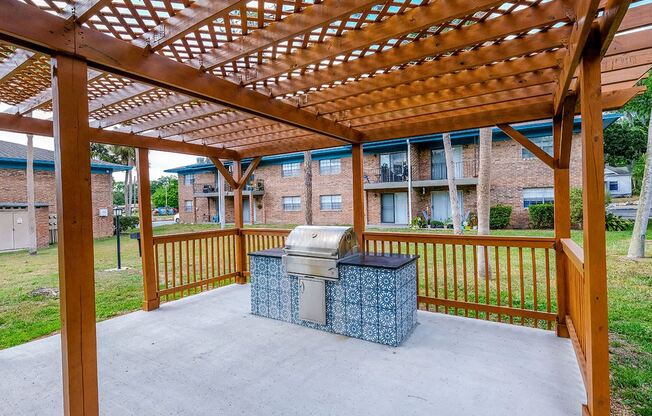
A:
[304, 151, 313, 225]
[113, 181, 125, 206]
[477, 127, 492, 277]
[152, 177, 179, 208]
[604, 121, 647, 167]
[26, 133, 37, 255]
[90, 144, 134, 214]
[628, 105, 652, 258]
[442, 132, 462, 234]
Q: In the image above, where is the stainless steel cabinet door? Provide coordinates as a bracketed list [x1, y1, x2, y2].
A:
[298, 277, 326, 325]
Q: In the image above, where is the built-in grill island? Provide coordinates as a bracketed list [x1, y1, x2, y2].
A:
[249, 226, 418, 347]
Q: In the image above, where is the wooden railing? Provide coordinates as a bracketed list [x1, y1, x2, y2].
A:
[241, 228, 290, 277]
[363, 232, 558, 329]
[153, 229, 238, 301]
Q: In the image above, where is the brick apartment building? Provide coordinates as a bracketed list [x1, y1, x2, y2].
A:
[0, 140, 130, 250]
[167, 115, 619, 229]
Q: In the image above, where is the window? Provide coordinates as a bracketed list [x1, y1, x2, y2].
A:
[320, 195, 342, 211]
[282, 196, 301, 211]
[319, 159, 341, 175]
[282, 162, 301, 177]
[379, 152, 408, 182]
[184, 200, 193, 212]
[522, 136, 553, 159]
[184, 173, 195, 186]
[608, 181, 619, 191]
[523, 188, 554, 208]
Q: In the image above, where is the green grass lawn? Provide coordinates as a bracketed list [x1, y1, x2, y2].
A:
[0, 223, 650, 414]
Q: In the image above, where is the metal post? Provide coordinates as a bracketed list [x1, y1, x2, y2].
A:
[406, 139, 413, 224]
[115, 212, 121, 270]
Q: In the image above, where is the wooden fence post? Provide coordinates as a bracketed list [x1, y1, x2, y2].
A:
[580, 26, 610, 416]
[352, 143, 365, 246]
[52, 54, 99, 416]
[233, 161, 246, 283]
[137, 148, 160, 311]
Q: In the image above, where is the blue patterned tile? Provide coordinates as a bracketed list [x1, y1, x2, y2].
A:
[378, 291, 395, 309]
[268, 259, 281, 276]
[268, 290, 280, 308]
[362, 324, 378, 343]
[345, 284, 361, 304]
[346, 303, 362, 322]
[361, 267, 377, 287]
[280, 276, 292, 294]
[362, 305, 378, 326]
[280, 307, 291, 322]
[361, 286, 377, 307]
[331, 283, 345, 302]
[379, 325, 398, 347]
[379, 308, 396, 327]
[332, 315, 346, 334]
[269, 304, 280, 320]
[331, 301, 345, 320]
[346, 320, 362, 338]
[377, 270, 394, 292]
[259, 303, 269, 318]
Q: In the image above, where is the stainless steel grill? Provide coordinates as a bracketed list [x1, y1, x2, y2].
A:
[282, 225, 358, 281]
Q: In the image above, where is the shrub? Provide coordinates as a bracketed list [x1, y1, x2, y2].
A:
[409, 216, 426, 229]
[605, 213, 633, 231]
[529, 203, 554, 229]
[116, 215, 139, 232]
[490, 204, 512, 229]
[430, 220, 445, 228]
[570, 187, 583, 227]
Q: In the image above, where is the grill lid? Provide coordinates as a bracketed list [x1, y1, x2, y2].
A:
[284, 226, 358, 259]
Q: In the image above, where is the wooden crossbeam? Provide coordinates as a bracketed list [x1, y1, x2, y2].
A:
[0, 48, 33, 80]
[0, 0, 364, 144]
[558, 93, 578, 169]
[111, 101, 226, 133]
[497, 124, 554, 168]
[248, 0, 508, 85]
[91, 94, 194, 129]
[267, 1, 570, 96]
[203, 123, 294, 145]
[184, 118, 276, 142]
[62, 0, 112, 23]
[301, 26, 571, 108]
[209, 157, 238, 189]
[599, 0, 634, 57]
[553, 0, 602, 114]
[132, 0, 243, 51]
[187, 0, 380, 72]
[0, 112, 238, 158]
[238, 157, 261, 188]
[88, 82, 153, 113]
[155, 112, 255, 139]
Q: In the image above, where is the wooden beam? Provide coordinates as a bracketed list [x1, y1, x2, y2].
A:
[301, 27, 571, 108]
[209, 157, 238, 189]
[91, 94, 198, 129]
[109, 101, 226, 133]
[188, 0, 380, 72]
[579, 26, 610, 416]
[154, 112, 255, 139]
[0, 47, 33, 80]
[553, 113, 570, 338]
[51, 54, 99, 416]
[599, 0, 633, 57]
[352, 143, 365, 244]
[553, 0, 601, 114]
[204, 123, 294, 145]
[238, 157, 261, 188]
[136, 148, 160, 311]
[0, 0, 363, 144]
[267, 1, 570, 96]
[559, 93, 578, 169]
[133, 0, 243, 51]
[62, 0, 112, 23]
[232, 161, 246, 284]
[497, 124, 554, 168]
[600, 86, 645, 110]
[184, 118, 276, 142]
[0, 113, 239, 159]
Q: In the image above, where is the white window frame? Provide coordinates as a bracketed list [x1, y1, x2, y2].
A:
[523, 187, 554, 208]
[184, 200, 193, 212]
[319, 158, 341, 175]
[522, 136, 553, 159]
[184, 173, 195, 186]
[320, 194, 342, 211]
[282, 196, 301, 211]
[282, 162, 301, 177]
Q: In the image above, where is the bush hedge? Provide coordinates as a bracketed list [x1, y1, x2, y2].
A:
[116, 215, 139, 232]
[529, 203, 554, 229]
[489, 204, 512, 229]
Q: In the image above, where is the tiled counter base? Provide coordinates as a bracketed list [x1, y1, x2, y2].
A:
[249, 249, 417, 347]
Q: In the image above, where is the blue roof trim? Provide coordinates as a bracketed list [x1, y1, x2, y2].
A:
[165, 114, 621, 174]
[0, 157, 132, 174]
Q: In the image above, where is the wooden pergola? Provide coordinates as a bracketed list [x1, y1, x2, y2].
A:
[0, 0, 650, 415]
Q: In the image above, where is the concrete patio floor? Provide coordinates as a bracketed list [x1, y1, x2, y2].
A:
[0, 284, 585, 416]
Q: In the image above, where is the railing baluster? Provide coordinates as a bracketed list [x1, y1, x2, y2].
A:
[519, 247, 525, 325]
[531, 248, 538, 328]
[495, 245, 501, 323]
[545, 248, 551, 330]
[442, 244, 448, 314]
[452, 244, 458, 316]
[473, 245, 478, 319]
[462, 244, 468, 318]
[506, 246, 513, 324]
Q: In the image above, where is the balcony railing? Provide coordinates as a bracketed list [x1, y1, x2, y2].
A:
[193, 182, 218, 194]
[364, 160, 478, 185]
[193, 180, 265, 194]
[429, 160, 478, 180]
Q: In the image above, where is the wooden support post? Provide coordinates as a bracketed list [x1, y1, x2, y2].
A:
[553, 111, 570, 338]
[137, 148, 159, 311]
[51, 55, 99, 416]
[352, 143, 365, 246]
[233, 161, 246, 284]
[580, 26, 610, 416]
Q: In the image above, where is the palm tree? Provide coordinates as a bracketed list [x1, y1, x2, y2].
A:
[628, 106, 652, 258]
[91, 144, 135, 214]
[477, 127, 492, 277]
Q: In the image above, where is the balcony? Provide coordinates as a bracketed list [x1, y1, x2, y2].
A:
[193, 180, 265, 197]
[363, 160, 478, 190]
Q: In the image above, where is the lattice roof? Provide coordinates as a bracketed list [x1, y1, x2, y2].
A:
[0, 0, 651, 158]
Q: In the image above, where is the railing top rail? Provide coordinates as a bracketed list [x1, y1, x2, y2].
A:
[241, 228, 292, 236]
[363, 231, 556, 248]
[153, 228, 238, 244]
[561, 238, 584, 273]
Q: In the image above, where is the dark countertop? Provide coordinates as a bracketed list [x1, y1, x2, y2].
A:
[338, 253, 418, 270]
[248, 248, 284, 258]
[249, 249, 418, 270]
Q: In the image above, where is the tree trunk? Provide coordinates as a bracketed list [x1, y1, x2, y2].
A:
[304, 151, 313, 225]
[218, 171, 226, 229]
[628, 106, 652, 258]
[26, 133, 37, 255]
[124, 169, 131, 216]
[477, 127, 492, 277]
[443, 132, 462, 234]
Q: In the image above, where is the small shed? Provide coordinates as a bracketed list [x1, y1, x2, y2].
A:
[0, 202, 50, 250]
[604, 165, 632, 197]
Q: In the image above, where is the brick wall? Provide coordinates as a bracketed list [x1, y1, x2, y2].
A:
[0, 168, 115, 238]
[36, 206, 49, 248]
[175, 133, 584, 229]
